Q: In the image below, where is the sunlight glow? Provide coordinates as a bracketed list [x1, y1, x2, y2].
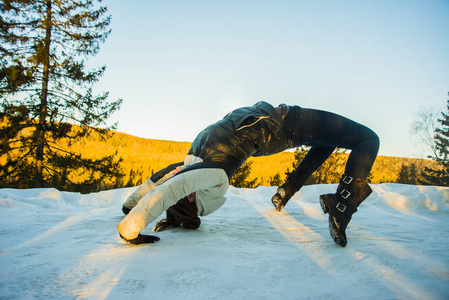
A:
[245, 193, 331, 269]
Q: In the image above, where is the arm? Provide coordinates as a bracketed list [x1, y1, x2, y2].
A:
[122, 162, 184, 212]
[117, 168, 229, 240]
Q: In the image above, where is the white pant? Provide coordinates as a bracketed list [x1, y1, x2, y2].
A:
[117, 158, 229, 240]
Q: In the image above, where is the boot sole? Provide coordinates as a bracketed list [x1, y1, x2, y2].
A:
[329, 216, 347, 247]
[319, 194, 347, 247]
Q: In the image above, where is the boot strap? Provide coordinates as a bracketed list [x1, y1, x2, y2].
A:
[338, 175, 372, 212]
[339, 187, 362, 212]
[336, 202, 347, 213]
[340, 189, 351, 199]
[342, 175, 353, 184]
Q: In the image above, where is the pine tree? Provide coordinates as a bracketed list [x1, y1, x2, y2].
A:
[397, 163, 409, 184]
[422, 98, 449, 186]
[269, 173, 282, 186]
[313, 148, 347, 184]
[408, 163, 418, 185]
[290, 146, 316, 185]
[230, 161, 259, 188]
[397, 163, 418, 185]
[291, 146, 347, 185]
[0, 0, 123, 191]
[125, 168, 144, 188]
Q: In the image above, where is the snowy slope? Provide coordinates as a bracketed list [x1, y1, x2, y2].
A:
[0, 184, 448, 300]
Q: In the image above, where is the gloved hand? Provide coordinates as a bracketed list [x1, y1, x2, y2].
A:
[120, 234, 160, 245]
[122, 206, 131, 215]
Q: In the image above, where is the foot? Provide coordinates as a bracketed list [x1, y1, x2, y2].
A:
[319, 194, 353, 247]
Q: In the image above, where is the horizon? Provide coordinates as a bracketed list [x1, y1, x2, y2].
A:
[111, 127, 432, 160]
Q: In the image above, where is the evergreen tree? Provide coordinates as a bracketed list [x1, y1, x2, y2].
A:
[291, 146, 347, 185]
[269, 173, 282, 186]
[397, 163, 418, 185]
[409, 163, 418, 185]
[422, 98, 449, 186]
[125, 169, 136, 188]
[366, 172, 374, 183]
[0, 0, 123, 191]
[291, 146, 308, 169]
[230, 161, 259, 188]
[313, 148, 347, 184]
[125, 168, 144, 187]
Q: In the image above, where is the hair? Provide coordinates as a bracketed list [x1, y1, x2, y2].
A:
[153, 196, 201, 232]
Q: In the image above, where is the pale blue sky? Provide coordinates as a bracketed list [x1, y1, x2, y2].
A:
[90, 0, 449, 158]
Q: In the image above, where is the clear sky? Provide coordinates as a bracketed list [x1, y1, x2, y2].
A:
[89, 0, 449, 158]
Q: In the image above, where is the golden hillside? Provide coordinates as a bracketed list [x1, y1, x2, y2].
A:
[85, 130, 437, 187]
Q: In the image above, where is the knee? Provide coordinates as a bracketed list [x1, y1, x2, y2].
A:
[370, 132, 380, 153]
[361, 127, 380, 153]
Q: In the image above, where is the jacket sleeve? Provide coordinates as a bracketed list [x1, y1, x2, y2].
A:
[117, 168, 228, 240]
[122, 162, 184, 210]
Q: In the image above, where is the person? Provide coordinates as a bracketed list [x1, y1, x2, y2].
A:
[117, 101, 379, 247]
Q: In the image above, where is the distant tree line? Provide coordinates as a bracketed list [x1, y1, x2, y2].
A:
[232, 146, 447, 189]
[1, 123, 447, 191]
[2, 98, 448, 191]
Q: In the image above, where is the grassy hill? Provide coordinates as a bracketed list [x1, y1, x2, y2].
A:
[1, 122, 439, 189]
[89, 130, 438, 187]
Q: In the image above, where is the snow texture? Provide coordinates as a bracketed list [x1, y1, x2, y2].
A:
[1, 183, 449, 299]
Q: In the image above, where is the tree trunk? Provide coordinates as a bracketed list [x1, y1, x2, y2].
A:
[35, 0, 52, 188]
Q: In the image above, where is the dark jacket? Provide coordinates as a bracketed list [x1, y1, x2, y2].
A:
[187, 101, 299, 178]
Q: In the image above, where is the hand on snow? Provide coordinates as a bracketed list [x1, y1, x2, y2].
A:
[122, 206, 131, 215]
[120, 234, 160, 245]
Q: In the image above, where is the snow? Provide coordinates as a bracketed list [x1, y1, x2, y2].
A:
[1, 183, 449, 300]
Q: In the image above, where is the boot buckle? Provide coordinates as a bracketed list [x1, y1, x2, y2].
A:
[342, 175, 353, 184]
[340, 189, 351, 199]
[336, 202, 347, 213]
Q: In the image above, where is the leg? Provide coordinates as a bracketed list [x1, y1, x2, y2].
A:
[296, 108, 379, 180]
[117, 168, 229, 240]
[272, 146, 334, 211]
[274, 108, 379, 211]
[294, 109, 379, 246]
[319, 175, 373, 246]
[344, 135, 380, 179]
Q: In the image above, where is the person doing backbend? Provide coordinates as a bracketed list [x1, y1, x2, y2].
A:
[117, 101, 379, 247]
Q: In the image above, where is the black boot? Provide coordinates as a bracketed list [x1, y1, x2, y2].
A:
[319, 175, 372, 247]
[271, 170, 307, 212]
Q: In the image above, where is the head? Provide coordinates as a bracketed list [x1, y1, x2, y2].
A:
[153, 196, 201, 232]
